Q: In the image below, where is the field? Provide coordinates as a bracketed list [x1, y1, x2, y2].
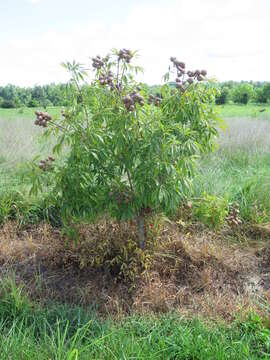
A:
[1, 104, 270, 358]
[218, 103, 270, 120]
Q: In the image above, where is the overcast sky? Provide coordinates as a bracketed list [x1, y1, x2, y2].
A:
[1, 0, 269, 86]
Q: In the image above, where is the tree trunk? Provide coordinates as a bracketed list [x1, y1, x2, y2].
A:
[136, 215, 145, 249]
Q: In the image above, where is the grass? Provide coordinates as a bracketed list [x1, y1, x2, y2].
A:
[0, 107, 57, 195]
[0, 106, 61, 121]
[0, 278, 269, 359]
[192, 117, 270, 222]
[217, 103, 270, 120]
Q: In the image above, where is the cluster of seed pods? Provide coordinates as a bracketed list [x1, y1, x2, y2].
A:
[170, 57, 207, 92]
[92, 55, 105, 70]
[118, 49, 132, 63]
[39, 156, 55, 171]
[122, 91, 144, 111]
[34, 111, 52, 128]
[148, 94, 162, 106]
[98, 71, 114, 87]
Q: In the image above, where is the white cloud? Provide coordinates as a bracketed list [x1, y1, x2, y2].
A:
[1, 0, 270, 85]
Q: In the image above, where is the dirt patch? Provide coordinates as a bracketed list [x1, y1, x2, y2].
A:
[0, 221, 269, 320]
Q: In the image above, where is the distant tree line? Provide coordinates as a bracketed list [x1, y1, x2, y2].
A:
[0, 81, 270, 109]
[215, 81, 270, 105]
[0, 83, 68, 109]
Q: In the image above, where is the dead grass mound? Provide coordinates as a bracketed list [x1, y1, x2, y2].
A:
[0, 220, 269, 320]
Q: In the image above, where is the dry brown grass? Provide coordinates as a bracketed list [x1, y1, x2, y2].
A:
[0, 220, 269, 321]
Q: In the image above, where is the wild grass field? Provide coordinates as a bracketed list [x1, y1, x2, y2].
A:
[218, 103, 270, 120]
[1, 104, 270, 359]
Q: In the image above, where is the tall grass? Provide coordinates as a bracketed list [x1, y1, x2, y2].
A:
[0, 277, 269, 359]
[192, 118, 270, 222]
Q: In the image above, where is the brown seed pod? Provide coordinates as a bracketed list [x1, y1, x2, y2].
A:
[201, 69, 207, 76]
[197, 75, 204, 81]
[187, 78, 194, 84]
[175, 61, 185, 69]
[176, 83, 185, 92]
[123, 95, 132, 104]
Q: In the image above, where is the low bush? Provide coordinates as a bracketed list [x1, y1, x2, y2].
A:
[192, 193, 229, 228]
[1, 99, 16, 108]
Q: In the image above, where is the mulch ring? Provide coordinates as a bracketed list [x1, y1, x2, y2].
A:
[0, 220, 270, 321]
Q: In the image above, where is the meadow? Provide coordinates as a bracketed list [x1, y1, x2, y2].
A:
[1, 104, 270, 359]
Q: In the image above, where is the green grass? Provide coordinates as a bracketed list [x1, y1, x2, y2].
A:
[0, 278, 269, 359]
[1, 104, 269, 121]
[0, 106, 61, 121]
[217, 103, 270, 120]
[191, 117, 270, 223]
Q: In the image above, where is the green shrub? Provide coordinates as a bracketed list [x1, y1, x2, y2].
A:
[0, 191, 61, 227]
[1, 99, 16, 108]
[254, 87, 268, 104]
[192, 193, 229, 228]
[215, 86, 230, 105]
[232, 83, 254, 105]
[27, 98, 39, 108]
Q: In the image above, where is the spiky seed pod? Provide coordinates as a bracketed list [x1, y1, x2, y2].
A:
[197, 75, 203, 81]
[201, 70, 207, 76]
[187, 78, 194, 84]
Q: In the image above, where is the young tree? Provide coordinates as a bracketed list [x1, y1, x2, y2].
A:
[231, 83, 254, 104]
[215, 85, 230, 105]
[32, 49, 220, 249]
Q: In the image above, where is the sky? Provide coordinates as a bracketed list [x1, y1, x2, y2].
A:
[0, 0, 270, 86]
